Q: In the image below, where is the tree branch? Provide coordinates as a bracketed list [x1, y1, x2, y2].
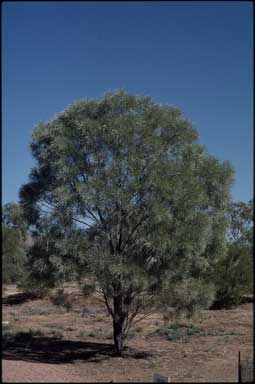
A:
[121, 212, 149, 253]
[39, 201, 96, 229]
[100, 288, 113, 317]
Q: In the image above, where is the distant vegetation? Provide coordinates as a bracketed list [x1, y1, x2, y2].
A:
[2, 203, 28, 284]
[212, 200, 253, 308]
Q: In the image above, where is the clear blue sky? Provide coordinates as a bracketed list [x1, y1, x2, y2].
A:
[2, 1, 253, 205]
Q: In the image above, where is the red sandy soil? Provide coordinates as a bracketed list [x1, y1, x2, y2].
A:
[2, 283, 253, 382]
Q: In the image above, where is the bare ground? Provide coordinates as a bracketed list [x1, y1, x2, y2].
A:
[2, 283, 253, 382]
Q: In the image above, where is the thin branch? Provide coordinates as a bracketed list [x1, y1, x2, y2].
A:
[120, 212, 148, 253]
[86, 208, 101, 225]
[39, 201, 96, 229]
[131, 310, 155, 326]
[95, 207, 105, 225]
[101, 288, 113, 317]
[117, 215, 123, 253]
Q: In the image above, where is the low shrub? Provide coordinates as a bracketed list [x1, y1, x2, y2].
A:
[81, 283, 96, 298]
[29, 328, 45, 337]
[95, 317, 105, 322]
[157, 323, 239, 341]
[49, 288, 72, 312]
[3, 326, 45, 341]
[49, 330, 63, 339]
[47, 323, 64, 330]
[158, 323, 204, 342]
[78, 328, 102, 338]
[18, 276, 52, 299]
[158, 278, 215, 322]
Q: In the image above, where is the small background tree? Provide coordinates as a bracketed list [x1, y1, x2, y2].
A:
[212, 200, 253, 308]
[2, 203, 28, 284]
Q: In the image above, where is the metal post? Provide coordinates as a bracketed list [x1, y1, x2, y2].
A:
[238, 351, 241, 383]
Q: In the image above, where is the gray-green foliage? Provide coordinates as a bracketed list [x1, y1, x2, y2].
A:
[2, 324, 45, 344]
[158, 323, 204, 342]
[19, 90, 234, 354]
[157, 323, 238, 342]
[227, 200, 253, 247]
[18, 214, 88, 296]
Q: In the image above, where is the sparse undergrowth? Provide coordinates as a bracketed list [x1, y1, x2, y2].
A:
[157, 322, 243, 342]
[2, 283, 252, 383]
[2, 323, 63, 343]
[158, 323, 203, 342]
[78, 328, 103, 338]
[3, 324, 45, 340]
[46, 323, 64, 330]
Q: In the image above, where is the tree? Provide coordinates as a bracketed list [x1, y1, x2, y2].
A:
[212, 199, 253, 308]
[2, 203, 28, 284]
[20, 90, 234, 355]
[2, 202, 27, 239]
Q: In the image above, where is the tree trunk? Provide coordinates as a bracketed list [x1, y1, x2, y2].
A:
[113, 319, 125, 356]
[113, 297, 127, 356]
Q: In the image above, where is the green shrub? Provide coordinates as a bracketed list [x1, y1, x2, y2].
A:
[2, 202, 28, 285]
[28, 328, 45, 336]
[2, 227, 27, 283]
[78, 331, 88, 338]
[81, 283, 96, 298]
[47, 323, 64, 330]
[158, 278, 215, 322]
[49, 330, 63, 339]
[158, 323, 204, 341]
[2, 322, 12, 336]
[49, 288, 72, 311]
[3, 328, 31, 340]
[50, 288, 65, 306]
[213, 244, 253, 308]
[158, 323, 240, 341]
[78, 329, 101, 338]
[95, 317, 105, 322]
[3, 326, 44, 340]
[18, 275, 52, 298]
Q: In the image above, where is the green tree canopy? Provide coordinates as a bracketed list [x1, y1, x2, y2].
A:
[20, 90, 234, 355]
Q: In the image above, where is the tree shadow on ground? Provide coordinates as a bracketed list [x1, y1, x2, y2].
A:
[2, 293, 38, 305]
[3, 334, 115, 364]
[3, 334, 152, 364]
